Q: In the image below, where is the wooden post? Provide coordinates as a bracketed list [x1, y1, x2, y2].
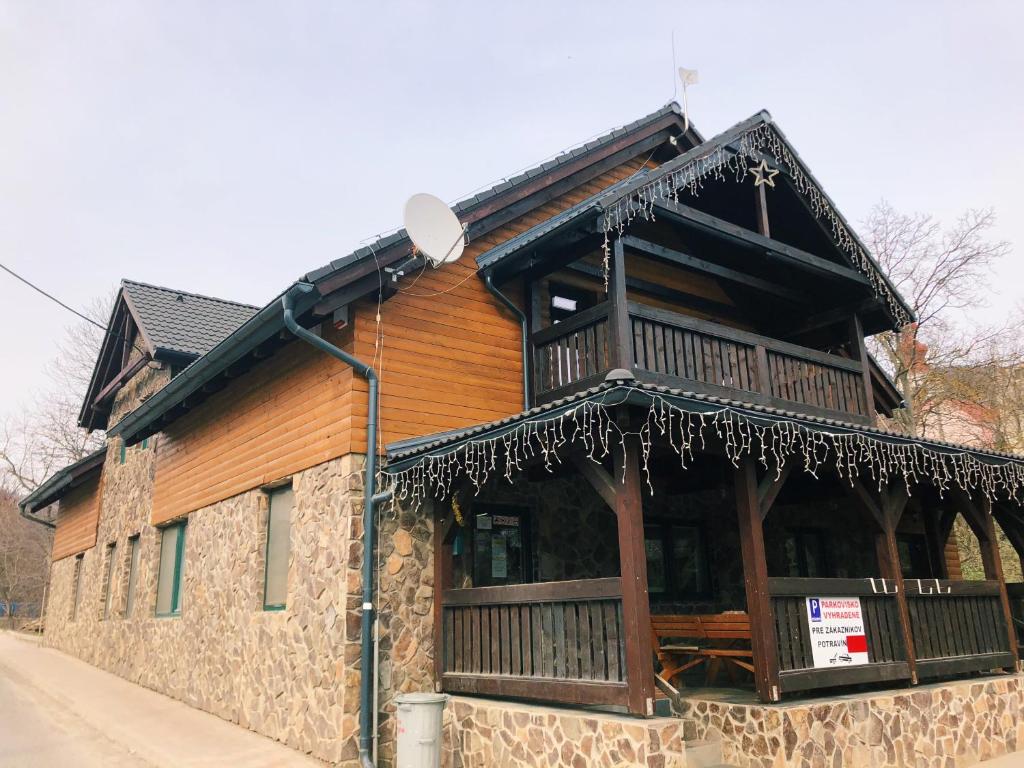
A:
[923, 505, 950, 579]
[613, 429, 655, 716]
[847, 314, 876, 425]
[432, 496, 457, 690]
[846, 479, 917, 682]
[734, 455, 781, 702]
[754, 184, 770, 238]
[976, 497, 1019, 667]
[607, 238, 632, 371]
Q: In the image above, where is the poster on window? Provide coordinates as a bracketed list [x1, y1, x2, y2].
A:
[805, 597, 870, 668]
[491, 536, 508, 579]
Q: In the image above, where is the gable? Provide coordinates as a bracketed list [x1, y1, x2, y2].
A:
[80, 281, 258, 432]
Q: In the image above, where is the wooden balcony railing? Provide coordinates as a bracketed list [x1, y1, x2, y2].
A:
[905, 579, 1015, 677]
[440, 578, 630, 707]
[768, 577, 912, 694]
[531, 300, 871, 424]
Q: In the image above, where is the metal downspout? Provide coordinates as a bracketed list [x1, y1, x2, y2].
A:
[282, 283, 392, 768]
[19, 508, 56, 529]
[483, 273, 530, 410]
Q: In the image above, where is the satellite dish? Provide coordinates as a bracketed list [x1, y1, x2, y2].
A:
[403, 193, 466, 266]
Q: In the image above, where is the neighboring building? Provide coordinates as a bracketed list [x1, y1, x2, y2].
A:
[20, 104, 1024, 767]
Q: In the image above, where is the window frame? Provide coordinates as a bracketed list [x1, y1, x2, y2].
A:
[71, 553, 84, 621]
[103, 541, 117, 620]
[124, 534, 141, 618]
[262, 485, 293, 612]
[155, 522, 186, 618]
[644, 519, 712, 601]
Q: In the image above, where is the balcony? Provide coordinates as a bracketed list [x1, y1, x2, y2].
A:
[531, 300, 873, 425]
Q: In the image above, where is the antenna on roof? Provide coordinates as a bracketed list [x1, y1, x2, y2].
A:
[403, 193, 467, 267]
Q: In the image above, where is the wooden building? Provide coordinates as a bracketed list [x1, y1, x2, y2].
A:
[20, 103, 1024, 767]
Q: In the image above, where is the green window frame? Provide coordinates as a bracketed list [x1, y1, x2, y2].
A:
[155, 522, 186, 617]
[124, 534, 141, 618]
[71, 554, 84, 621]
[103, 541, 117, 620]
[263, 485, 293, 611]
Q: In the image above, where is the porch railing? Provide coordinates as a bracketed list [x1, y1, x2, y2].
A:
[905, 579, 1015, 677]
[768, 577, 912, 694]
[531, 300, 870, 424]
[440, 577, 630, 706]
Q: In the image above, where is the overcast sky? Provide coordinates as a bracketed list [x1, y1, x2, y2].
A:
[1, 1, 1022, 419]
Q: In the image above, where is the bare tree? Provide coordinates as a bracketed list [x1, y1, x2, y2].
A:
[863, 202, 1014, 438]
[0, 488, 52, 624]
[0, 296, 111, 493]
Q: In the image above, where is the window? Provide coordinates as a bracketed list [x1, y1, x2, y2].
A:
[644, 523, 710, 600]
[897, 534, 934, 579]
[124, 535, 141, 617]
[71, 554, 84, 620]
[263, 486, 293, 610]
[472, 504, 531, 587]
[156, 522, 186, 617]
[103, 542, 117, 620]
[783, 529, 829, 578]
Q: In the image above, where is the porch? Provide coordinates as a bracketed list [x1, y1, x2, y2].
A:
[388, 384, 1024, 718]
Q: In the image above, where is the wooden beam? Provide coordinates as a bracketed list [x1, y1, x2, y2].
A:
[613, 426, 655, 716]
[735, 455, 781, 702]
[607, 239, 631, 371]
[570, 455, 618, 511]
[785, 299, 879, 339]
[620, 235, 807, 304]
[754, 184, 770, 238]
[758, 461, 793, 521]
[653, 199, 870, 286]
[562, 261, 747, 324]
[848, 313, 876, 425]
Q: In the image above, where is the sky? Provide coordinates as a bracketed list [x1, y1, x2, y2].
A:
[1, 1, 1022, 418]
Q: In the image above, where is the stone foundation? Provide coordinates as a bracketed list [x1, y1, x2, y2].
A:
[676, 674, 1024, 767]
[442, 696, 687, 768]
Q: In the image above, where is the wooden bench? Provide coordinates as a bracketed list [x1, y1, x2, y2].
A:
[651, 612, 754, 691]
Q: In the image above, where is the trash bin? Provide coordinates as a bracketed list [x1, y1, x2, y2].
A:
[395, 692, 448, 768]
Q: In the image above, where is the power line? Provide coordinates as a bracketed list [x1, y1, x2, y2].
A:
[0, 262, 108, 333]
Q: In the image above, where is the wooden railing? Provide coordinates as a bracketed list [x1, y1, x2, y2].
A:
[768, 577, 912, 694]
[1006, 583, 1024, 650]
[905, 579, 1016, 677]
[440, 578, 630, 706]
[531, 302, 611, 397]
[628, 303, 870, 422]
[529, 300, 871, 424]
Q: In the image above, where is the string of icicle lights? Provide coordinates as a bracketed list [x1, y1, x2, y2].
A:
[385, 387, 1024, 507]
[599, 122, 912, 329]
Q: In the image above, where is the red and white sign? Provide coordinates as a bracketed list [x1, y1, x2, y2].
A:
[805, 597, 870, 668]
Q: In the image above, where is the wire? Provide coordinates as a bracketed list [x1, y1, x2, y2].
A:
[1, 261, 149, 361]
[0, 262, 108, 333]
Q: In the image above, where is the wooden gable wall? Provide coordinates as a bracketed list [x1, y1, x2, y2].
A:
[148, 154, 659, 522]
[52, 473, 103, 561]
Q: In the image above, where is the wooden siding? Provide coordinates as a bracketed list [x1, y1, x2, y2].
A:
[347, 156, 657, 455]
[149, 155, 658, 520]
[945, 531, 963, 580]
[151, 324, 355, 523]
[52, 473, 103, 561]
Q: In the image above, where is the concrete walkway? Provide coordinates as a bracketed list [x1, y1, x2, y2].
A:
[0, 631, 322, 767]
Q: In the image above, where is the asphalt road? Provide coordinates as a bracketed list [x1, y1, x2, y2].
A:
[0, 631, 321, 767]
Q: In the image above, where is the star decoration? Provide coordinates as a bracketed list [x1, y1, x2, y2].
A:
[750, 159, 779, 188]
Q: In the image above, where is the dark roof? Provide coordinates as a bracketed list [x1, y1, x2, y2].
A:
[303, 102, 694, 283]
[121, 280, 259, 358]
[385, 378, 1024, 471]
[474, 110, 914, 329]
[18, 448, 106, 515]
[109, 103, 698, 445]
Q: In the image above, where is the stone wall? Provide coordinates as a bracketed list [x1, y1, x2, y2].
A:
[676, 674, 1024, 768]
[442, 696, 687, 768]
